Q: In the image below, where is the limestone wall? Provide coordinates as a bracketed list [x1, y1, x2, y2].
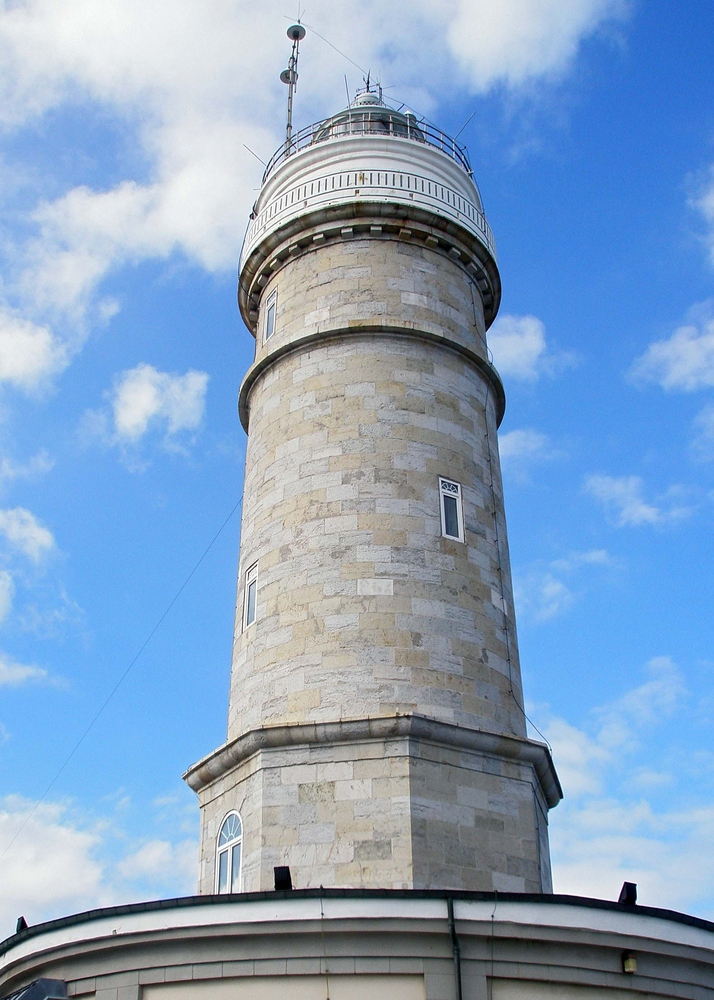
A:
[250, 239, 488, 365]
[195, 728, 551, 895]
[186, 201, 559, 895]
[228, 237, 522, 744]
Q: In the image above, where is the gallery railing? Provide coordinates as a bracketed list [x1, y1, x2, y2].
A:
[262, 111, 473, 183]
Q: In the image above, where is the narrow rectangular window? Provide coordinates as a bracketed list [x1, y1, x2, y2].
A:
[265, 291, 277, 341]
[217, 849, 228, 892]
[230, 843, 242, 891]
[439, 478, 464, 542]
[244, 562, 257, 628]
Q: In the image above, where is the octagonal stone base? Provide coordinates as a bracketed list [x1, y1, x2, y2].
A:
[185, 715, 559, 895]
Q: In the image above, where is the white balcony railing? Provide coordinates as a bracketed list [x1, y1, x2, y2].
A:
[242, 163, 496, 268]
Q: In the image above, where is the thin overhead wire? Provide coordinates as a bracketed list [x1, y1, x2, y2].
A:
[0, 495, 243, 865]
[454, 107, 478, 141]
[283, 15, 452, 140]
[243, 143, 267, 167]
[482, 387, 552, 755]
[295, 18, 369, 77]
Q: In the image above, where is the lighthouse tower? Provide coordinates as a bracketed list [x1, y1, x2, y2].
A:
[8, 43, 714, 1000]
[185, 79, 561, 895]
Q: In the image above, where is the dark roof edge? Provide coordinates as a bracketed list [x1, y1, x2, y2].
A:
[2, 889, 712, 956]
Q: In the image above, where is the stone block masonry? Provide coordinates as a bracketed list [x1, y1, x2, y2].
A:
[230, 328, 521, 741]
[186, 717, 556, 894]
[186, 109, 561, 896]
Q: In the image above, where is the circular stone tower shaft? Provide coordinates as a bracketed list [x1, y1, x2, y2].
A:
[185, 94, 561, 894]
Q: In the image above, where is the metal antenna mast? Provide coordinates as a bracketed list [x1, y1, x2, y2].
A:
[281, 22, 306, 152]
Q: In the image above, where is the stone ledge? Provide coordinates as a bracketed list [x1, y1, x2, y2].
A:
[182, 714, 562, 808]
[238, 201, 501, 332]
[237, 325, 506, 432]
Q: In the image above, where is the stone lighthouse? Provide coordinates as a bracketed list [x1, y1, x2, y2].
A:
[185, 82, 561, 895]
[6, 47, 714, 1000]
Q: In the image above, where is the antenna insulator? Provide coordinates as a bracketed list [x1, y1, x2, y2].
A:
[280, 69, 293, 85]
[287, 24, 306, 41]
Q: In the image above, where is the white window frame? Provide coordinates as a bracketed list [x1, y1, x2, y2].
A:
[264, 289, 277, 341]
[243, 562, 258, 629]
[215, 811, 243, 894]
[439, 477, 465, 542]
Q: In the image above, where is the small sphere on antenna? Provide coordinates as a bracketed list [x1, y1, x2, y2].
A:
[287, 24, 306, 41]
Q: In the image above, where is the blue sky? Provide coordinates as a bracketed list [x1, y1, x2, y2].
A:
[1, 0, 714, 934]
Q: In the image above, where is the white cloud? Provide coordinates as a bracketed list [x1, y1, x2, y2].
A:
[24, 172, 247, 319]
[0, 0, 630, 345]
[0, 652, 47, 687]
[0, 799, 104, 930]
[544, 658, 684, 798]
[81, 364, 209, 467]
[549, 548, 612, 572]
[17, 588, 85, 641]
[594, 656, 685, 753]
[631, 305, 714, 391]
[0, 795, 198, 934]
[545, 716, 610, 796]
[691, 166, 714, 267]
[447, 0, 628, 91]
[0, 571, 14, 623]
[488, 314, 572, 381]
[0, 0, 631, 128]
[116, 839, 196, 884]
[552, 802, 714, 914]
[489, 314, 548, 379]
[0, 451, 53, 485]
[499, 427, 553, 464]
[0, 506, 55, 561]
[0, 308, 68, 393]
[584, 473, 691, 527]
[515, 548, 614, 622]
[691, 403, 714, 461]
[518, 571, 574, 621]
[542, 658, 714, 913]
[110, 363, 208, 443]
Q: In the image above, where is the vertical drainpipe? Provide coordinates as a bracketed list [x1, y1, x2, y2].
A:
[447, 897, 463, 1000]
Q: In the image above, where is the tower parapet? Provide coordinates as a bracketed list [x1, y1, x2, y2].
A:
[186, 89, 560, 895]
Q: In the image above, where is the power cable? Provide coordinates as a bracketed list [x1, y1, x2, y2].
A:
[297, 19, 369, 77]
[0, 494, 243, 864]
[454, 107, 478, 141]
[482, 386, 552, 753]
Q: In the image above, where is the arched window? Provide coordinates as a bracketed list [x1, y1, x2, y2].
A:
[216, 812, 242, 893]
